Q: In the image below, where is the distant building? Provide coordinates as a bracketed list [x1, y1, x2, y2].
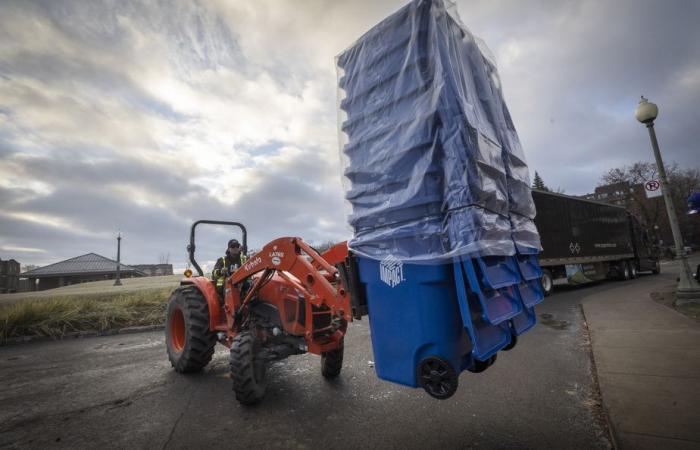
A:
[21, 253, 146, 291]
[131, 264, 173, 276]
[0, 258, 21, 294]
[581, 181, 673, 246]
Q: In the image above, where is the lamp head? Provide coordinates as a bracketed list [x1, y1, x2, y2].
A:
[635, 96, 658, 124]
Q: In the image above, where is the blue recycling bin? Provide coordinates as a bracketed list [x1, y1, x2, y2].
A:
[357, 258, 469, 390]
[355, 251, 544, 398]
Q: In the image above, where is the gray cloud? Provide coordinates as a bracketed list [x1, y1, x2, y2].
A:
[460, 0, 700, 193]
[1, 0, 699, 269]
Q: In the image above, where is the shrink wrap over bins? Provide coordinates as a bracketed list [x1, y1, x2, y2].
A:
[337, 0, 541, 259]
[336, 0, 544, 398]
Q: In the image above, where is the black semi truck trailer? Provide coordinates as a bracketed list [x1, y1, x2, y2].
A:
[532, 190, 660, 296]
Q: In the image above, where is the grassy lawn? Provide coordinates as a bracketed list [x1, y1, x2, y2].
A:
[0, 276, 182, 343]
[651, 283, 700, 323]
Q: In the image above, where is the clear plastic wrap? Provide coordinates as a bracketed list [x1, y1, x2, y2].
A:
[337, 0, 541, 262]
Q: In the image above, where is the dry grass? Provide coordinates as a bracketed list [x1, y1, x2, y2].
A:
[2, 275, 181, 303]
[0, 287, 175, 343]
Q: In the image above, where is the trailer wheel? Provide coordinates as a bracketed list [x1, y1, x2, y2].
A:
[620, 262, 631, 281]
[630, 262, 638, 279]
[230, 331, 267, 405]
[165, 286, 217, 373]
[652, 260, 660, 275]
[541, 270, 553, 296]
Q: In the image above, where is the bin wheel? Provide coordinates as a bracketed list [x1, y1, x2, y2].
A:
[468, 354, 498, 373]
[418, 357, 458, 400]
[502, 334, 517, 351]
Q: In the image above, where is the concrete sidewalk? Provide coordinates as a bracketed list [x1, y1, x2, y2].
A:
[582, 275, 700, 450]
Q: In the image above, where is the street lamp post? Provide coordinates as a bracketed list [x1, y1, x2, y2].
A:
[114, 232, 122, 286]
[635, 96, 700, 303]
[653, 224, 661, 246]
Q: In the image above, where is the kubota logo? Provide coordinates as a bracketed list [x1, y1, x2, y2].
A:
[269, 250, 284, 266]
[379, 255, 404, 288]
[244, 256, 262, 272]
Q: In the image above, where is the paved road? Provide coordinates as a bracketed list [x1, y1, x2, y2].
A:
[0, 281, 622, 449]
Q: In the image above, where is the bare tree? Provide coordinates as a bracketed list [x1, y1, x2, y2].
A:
[158, 252, 170, 265]
[600, 161, 700, 246]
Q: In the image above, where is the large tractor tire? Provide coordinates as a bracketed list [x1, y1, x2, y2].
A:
[165, 286, 217, 373]
[230, 331, 267, 405]
[321, 342, 344, 379]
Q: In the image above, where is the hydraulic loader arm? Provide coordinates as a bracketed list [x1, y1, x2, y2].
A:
[224, 237, 351, 351]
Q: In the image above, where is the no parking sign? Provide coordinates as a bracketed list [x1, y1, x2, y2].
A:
[645, 179, 662, 198]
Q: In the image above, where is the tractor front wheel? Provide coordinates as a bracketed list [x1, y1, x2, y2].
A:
[165, 286, 217, 373]
[321, 342, 344, 379]
[230, 331, 267, 405]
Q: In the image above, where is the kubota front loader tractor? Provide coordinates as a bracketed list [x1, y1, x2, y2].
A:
[165, 221, 353, 405]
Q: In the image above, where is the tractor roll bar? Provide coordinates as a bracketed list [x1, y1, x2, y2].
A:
[187, 220, 248, 276]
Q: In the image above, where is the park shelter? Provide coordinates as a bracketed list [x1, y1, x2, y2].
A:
[21, 253, 145, 291]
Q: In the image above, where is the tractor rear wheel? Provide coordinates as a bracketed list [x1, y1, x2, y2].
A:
[230, 331, 267, 405]
[165, 286, 217, 373]
[321, 342, 344, 379]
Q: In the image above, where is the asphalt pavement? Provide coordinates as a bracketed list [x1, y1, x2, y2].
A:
[0, 281, 621, 449]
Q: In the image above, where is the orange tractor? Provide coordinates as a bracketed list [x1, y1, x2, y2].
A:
[165, 221, 356, 404]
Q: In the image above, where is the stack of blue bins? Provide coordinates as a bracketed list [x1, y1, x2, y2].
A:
[337, 0, 544, 398]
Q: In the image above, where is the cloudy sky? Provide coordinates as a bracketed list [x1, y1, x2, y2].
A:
[1, 0, 699, 270]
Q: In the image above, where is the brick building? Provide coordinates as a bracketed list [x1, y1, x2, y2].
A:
[0, 258, 21, 294]
[580, 181, 693, 250]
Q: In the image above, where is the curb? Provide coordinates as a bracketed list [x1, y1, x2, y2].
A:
[579, 304, 619, 450]
[1, 324, 165, 346]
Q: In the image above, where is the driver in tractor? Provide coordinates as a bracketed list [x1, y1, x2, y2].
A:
[212, 239, 247, 294]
